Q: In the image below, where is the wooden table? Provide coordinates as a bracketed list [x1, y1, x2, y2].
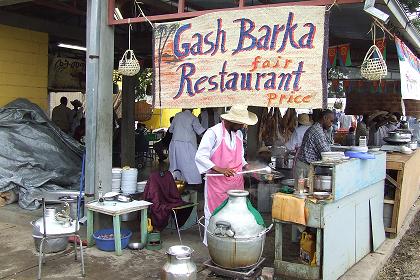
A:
[86, 200, 152, 255]
[385, 150, 420, 237]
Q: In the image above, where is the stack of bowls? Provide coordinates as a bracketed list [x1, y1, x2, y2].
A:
[112, 168, 122, 193]
[121, 168, 138, 194]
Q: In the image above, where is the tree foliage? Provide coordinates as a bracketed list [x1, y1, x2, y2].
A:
[400, 0, 420, 12]
[399, 0, 420, 30]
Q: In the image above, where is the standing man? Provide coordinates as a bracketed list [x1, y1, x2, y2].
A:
[169, 109, 206, 186]
[51, 96, 73, 133]
[285, 113, 312, 151]
[295, 109, 334, 178]
[195, 105, 258, 245]
[70, 99, 84, 135]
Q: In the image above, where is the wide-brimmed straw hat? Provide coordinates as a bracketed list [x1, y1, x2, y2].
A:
[368, 110, 388, 122]
[298, 113, 312, 126]
[221, 105, 258, 125]
[387, 114, 398, 124]
[70, 99, 82, 107]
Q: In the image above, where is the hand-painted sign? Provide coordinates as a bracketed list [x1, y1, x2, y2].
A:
[395, 37, 420, 100]
[153, 6, 328, 108]
[48, 56, 86, 91]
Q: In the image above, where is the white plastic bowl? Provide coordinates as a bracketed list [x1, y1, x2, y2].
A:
[350, 146, 368, 153]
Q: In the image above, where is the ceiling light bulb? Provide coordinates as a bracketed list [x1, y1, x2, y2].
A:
[57, 43, 87, 51]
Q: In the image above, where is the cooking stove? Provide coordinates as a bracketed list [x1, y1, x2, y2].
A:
[203, 258, 266, 280]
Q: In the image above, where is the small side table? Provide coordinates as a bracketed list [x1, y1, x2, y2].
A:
[86, 200, 152, 255]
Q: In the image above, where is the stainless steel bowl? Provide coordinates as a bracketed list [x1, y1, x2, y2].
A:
[117, 195, 132, 203]
[128, 242, 146, 250]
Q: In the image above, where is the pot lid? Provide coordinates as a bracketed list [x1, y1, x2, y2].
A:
[167, 245, 193, 257]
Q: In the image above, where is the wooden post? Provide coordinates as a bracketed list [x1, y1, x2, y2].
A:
[121, 76, 136, 167]
[178, 0, 185, 13]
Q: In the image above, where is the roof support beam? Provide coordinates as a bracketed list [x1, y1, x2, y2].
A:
[108, 0, 363, 25]
[0, 10, 84, 41]
[178, 0, 185, 13]
[33, 0, 85, 16]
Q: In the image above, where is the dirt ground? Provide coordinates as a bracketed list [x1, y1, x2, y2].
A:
[376, 211, 420, 280]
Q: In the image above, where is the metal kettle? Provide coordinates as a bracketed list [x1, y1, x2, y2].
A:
[161, 245, 196, 280]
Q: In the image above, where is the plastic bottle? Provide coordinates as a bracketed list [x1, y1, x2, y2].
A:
[297, 171, 305, 195]
[359, 136, 367, 147]
[98, 181, 104, 205]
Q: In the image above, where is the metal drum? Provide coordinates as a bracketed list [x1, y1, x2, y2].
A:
[207, 190, 271, 269]
[161, 245, 196, 280]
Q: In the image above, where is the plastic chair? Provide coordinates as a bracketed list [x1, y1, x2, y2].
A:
[35, 197, 85, 280]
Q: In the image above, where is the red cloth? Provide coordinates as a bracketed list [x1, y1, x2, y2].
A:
[144, 170, 191, 231]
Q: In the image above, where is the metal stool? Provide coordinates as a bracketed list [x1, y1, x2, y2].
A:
[36, 197, 85, 279]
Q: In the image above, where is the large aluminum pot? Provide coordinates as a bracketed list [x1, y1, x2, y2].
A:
[207, 190, 271, 269]
[161, 245, 196, 280]
[31, 207, 68, 253]
[314, 175, 332, 191]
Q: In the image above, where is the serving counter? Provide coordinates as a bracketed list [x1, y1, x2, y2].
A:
[384, 149, 420, 237]
[273, 152, 386, 280]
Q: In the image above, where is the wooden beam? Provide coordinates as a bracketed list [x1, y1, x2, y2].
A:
[0, 0, 31, 6]
[178, 0, 185, 13]
[0, 10, 84, 40]
[33, 0, 86, 15]
[121, 76, 136, 168]
[108, 0, 363, 25]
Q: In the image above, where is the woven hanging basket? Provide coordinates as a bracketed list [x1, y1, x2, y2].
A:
[360, 45, 387, 80]
[118, 49, 141, 76]
[134, 100, 153, 122]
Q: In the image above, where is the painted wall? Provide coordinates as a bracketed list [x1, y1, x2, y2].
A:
[0, 24, 48, 111]
[143, 108, 201, 129]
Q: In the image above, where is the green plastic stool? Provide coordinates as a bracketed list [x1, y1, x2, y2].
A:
[146, 232, 162, 250]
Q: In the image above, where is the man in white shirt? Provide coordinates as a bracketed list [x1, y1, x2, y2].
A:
[285, 113, 312, 151]
[169, 109, 206, 185]
[338, 114, 355, 129]
[195, 105, 258, 245]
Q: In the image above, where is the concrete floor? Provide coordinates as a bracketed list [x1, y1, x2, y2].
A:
[2, 196, 419, 280]
[0, 158, 415, 280]
[0, 197, 276, 280]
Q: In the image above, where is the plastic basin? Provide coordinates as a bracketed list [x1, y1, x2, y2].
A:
[93, 228, 132, 251]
